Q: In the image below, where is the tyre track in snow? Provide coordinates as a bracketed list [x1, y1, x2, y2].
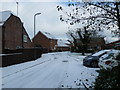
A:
[2, 52, 98, 88]
[62, 53, 93, 89]
[34, 58, 68, 88]
[14, 58, 62, 88]
[2, 58, 59, 87]
[2, 59, 53, 78]
[2, 53, 65, 87]
[57, 60, 69, 88]
[3, 55, 69, 88]
[57, 55, 83, 88]
[62, 54, 89, 89]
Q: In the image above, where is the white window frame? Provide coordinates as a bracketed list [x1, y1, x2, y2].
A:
[23, 35, 27, 42]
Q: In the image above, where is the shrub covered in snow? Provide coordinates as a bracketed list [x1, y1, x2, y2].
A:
[94, 53, 120, 89]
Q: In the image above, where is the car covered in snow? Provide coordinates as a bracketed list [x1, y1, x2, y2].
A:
[98, 50, 120, 70]
[83, 50, 111, 68]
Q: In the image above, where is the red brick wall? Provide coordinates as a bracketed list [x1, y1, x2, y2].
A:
[4, 15, 23, 49]
[49, 39, 57, 50]
[56, 46, 70, 51]
[32, 31, 50, 49]
[3, 15, 32, 50]
[32, 31, 57, 51]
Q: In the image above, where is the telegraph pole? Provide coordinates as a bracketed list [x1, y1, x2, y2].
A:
[16, 1, 19, 16]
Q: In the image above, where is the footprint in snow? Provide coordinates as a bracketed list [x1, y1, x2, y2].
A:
[86, 79, 88, 81]
[91, 74, 95, 76]
[54, 57, 57, 59]
[76, 83, 81, 86]
[61, 85, 64, 87]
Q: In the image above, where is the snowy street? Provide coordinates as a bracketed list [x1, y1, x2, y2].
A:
[2, 52, 99, 88]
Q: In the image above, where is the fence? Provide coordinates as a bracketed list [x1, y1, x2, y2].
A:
[0, 48, 48, 67]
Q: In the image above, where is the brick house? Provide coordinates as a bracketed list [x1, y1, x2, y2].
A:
[88, 37, 105, 50]
[70, 37, 105, 51]
[0, 11, 32, 53]
[32, 31, 57, 51]
[105, 40, 120, 49]
[55, 39, 70, 51]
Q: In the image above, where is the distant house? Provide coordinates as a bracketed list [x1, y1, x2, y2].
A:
[105, 40, 120, 49]
[55, 39, 70, 51]
[71, 37, 105, 51]
[0, 11, 32, 53]
[32, 31, 57, 51]
[88, 37, 105, 50]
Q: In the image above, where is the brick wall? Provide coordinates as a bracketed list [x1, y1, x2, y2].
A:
[56, 46, 70, 51]
[33, 31, 57, 51]
[33, 31, 50, 48]
[1, 48, 48, 67]
[4, 15, 23, 49]
[2, 15, 32, 50]
[49, 39, 57, 50]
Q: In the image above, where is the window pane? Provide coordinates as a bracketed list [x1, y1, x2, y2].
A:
[23, 35, 27, 42]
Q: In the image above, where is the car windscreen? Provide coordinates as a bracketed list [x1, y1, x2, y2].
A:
[92, 51, 108, 57]
[103, 53, 114, 60]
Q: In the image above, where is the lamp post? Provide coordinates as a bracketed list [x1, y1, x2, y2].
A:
[33, 13, 41, 60]
[16, 1, 19, 16]
[34, 13, 41, 38]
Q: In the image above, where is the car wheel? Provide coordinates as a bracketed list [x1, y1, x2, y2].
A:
[91, 61, 98, 68]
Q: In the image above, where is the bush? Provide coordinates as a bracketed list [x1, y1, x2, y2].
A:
[94, 53, 120, 89]
[94, 67, 120, 89]
[70, 46, 79, 52]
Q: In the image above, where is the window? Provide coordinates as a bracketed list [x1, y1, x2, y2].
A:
[104, 53, 114, 60]
[23, 35, 27, 42]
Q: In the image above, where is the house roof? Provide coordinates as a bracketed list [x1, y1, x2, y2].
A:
[0, 11, 15, 26]
[57, 39, 70, 47]
[40, 31, 57, 40]
[106, 39, 120, 46]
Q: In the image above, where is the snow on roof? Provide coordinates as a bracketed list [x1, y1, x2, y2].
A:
[57, 39, 69, 47]
[41, 31, 57, 40]
[0, 11, 15, 26]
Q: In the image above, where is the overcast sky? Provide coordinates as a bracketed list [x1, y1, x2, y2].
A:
[0, 0, 119, 43]
[1, 1, 71, 39]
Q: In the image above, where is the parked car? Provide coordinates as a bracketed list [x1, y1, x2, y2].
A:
[83, 50, 111, 68]
[98, 50, 120, 70]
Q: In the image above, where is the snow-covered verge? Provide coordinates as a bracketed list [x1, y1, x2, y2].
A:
[1, 52, 99, 88]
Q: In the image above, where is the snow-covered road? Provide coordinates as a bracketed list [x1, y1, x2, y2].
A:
[2, 52, 99, 88]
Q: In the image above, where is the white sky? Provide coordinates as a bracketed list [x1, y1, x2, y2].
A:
[0, 0, 119, 43]
[1, 1, 71, 39]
